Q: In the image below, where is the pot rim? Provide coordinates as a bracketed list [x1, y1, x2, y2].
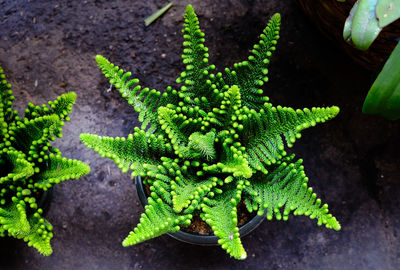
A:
[135, 176, 266, 246]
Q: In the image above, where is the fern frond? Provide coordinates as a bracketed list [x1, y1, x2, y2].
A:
[243, 104, 340, 170]
[157, 106, 189, 150]
[80, 129, 172, 177]
[245, 156, 340, 230]
[0, 201, 53, 255]
[211, 85, 243, 128]
[176, 5, 217, 103]
[171, 176, 218, 213]
[96, 55, 178, 133]
[0, 200, 31, 235]
[179, 131, 216, 161]
[204, 137, 252, 178]
[0, 65, 16, 124]
[202, 181, 247, 260]
[8, 115, 59, 154]
[122, 194, 192, 246]
[0, 149, 34, 184]
[22, 213, 53, 256]
[24, 92, 76, 120]
[139, 158, 174, 186]
[34, 154, 90, 190]
[226, 13, 281, 109]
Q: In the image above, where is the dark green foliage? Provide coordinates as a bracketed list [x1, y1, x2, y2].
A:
[81, 5, 340, 259]
[0, 65, 90, 255]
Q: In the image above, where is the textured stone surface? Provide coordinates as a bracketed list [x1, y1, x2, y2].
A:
[0, 0, 399, 269]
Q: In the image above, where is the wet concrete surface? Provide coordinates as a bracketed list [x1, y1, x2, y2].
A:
[0, 0, 399, 269]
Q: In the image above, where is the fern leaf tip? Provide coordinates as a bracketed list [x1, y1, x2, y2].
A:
[95, 54, 106, 62]
[79, 133, 96, 146]
[332, 106, 340, 115]
[185, 4, 194, 12]
[65, 91, 77, 102]
[95, 55, 109, 68]
[122, 237, 132, 247]
[79, 133, 90, 140]
[331, 218, 341, 231]
[272, 13, 281, 21]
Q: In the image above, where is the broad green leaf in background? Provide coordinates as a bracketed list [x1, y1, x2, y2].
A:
[346, 0, 382, 50]
[343, 0, 400, 50]
[376, 0, 400, 27]
[344, 1, 360, 42]
[362, 42, 400, 120]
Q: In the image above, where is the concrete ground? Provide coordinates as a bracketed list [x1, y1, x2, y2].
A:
[0, 0, 399, 269]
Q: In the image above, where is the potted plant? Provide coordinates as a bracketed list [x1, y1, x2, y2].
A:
[0, 64, 90, 255]
[80, 5, 340, 259]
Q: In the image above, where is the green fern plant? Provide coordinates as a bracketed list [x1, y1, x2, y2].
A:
[0, 64, 90, 255]
[80, 5, 341, 259]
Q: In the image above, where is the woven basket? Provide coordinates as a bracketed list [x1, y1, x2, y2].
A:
[294, 0, 400, 70]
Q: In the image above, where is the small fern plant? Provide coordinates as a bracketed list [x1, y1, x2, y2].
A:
[0, 64, 90, 255]
[80, 5, 341, 260]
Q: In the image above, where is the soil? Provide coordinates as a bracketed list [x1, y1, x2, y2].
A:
[180, 201, 256, 236]
[1, 0, 400, 269]
[182, 214, 212, 235]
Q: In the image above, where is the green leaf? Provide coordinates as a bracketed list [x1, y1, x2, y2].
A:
[212, 85, 243, 126]
[243, 104, 339, 170]
[363, 41, 400, 120]
[95, 55, 175, 133]
[0, 65, 86, 256]
[122, 194, 191, 246]
[227, 13, 281, 109]
[203, 141, 253, 179]
[80, 129, 172, 176]
[179, 131, 216, 161]
[344, 0, 359, 42]
[22, 214, 53, 256]
[80, 5, 341, 260]
[176, 5, 216, 101]
[0, 202, 53, 255]
[34, 154, 90, 190]
[0, 200, 30, 236]
[0, 150, 34, 184]
[158, 106, 189, 149]
[245, 156, 341, 231]
[346, 0, 382, 50]
[0, 65, 15, 126]
[376, 0, 400, 27]
[202, 182, 247, 260]
[171, 176, 217, 213]
[24, 92, 76, 121]
[8, 115, 59, 154]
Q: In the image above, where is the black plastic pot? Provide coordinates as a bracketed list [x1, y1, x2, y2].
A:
[135, 176, 265, 246]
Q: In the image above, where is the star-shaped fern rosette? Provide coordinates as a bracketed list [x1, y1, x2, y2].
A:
[80, 5, 340, 260]
[0, 65, 90, 255]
